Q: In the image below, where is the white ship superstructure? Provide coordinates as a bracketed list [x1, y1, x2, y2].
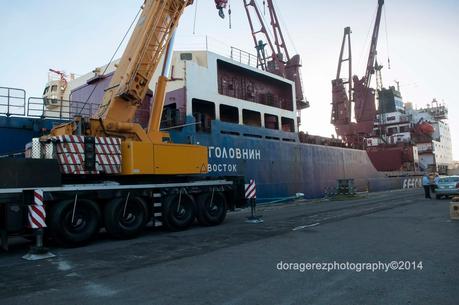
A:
[406, 100, 452, 173]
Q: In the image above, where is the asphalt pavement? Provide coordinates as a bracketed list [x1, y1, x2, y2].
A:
[1, 189, 458, 305]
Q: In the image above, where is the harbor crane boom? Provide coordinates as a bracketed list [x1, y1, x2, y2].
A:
[331, 0, 384, 148]
[242, 0, 308, 110]
[331, 26, 352, 130]
[364, 0, 384, 89]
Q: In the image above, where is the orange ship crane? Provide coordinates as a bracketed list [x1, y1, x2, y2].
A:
[242, 0, 308, 110]
[331, 0, 384, 148]
[331, 27, 352, 129]
[363, 0, 384, 89]
[50, 0, 222, 175]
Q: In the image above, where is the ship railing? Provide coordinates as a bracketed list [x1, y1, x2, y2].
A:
[1, 88, 152, 126]
[230, 47, 259, 69]
[27, 97, 94, 120]
[0, 87, 26, 117]
[27, 97, 152, 127]
[175, 35, 232, 56]
[174, 35, 259, 69]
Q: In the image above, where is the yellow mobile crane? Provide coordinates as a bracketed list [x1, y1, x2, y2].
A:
[52, 0, 206, 175]
[0, 0, 244, 248]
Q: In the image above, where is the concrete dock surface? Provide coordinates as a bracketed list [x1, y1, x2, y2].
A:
[1, 189, 458, 305]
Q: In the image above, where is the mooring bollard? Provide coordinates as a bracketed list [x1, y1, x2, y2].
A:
[245, 179, 263, 224]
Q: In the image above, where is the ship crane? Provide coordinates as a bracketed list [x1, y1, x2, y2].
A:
[242, 0, 308, 110]
[331, 26, 353, 141]
[48, 69, 68, 100]
[331, 0, 384, 148]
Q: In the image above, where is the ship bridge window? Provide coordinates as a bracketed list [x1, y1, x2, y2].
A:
[387, 116, 396, 121]
[399, 125, 410, 133]
[43, 86, 50, 95]
[220, 104, 238, 124]
[281, 117, 294, 132]
[192, 99, 215, 133]
[264, 114, 279, 130]
[387, 127, 398, 135]
[217, 59, 293, 111]
[50, 85, 58, 92]
[243, 109, 261, 127]
[180, 53, 193, 61]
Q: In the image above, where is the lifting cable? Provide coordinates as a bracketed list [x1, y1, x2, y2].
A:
[78, 6, 142, 116]
[359, 6, 377, 75]
[271, 0, 298, 56]
[383, 6, 391, 69]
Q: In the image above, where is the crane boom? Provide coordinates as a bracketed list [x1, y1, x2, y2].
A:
[331, 26, 352, 126]
[266, 0, 290, 61]
[243, 0, 281, 73]
[97, 0, 193, 124]
[48, 0, 226, 176]
[51, 0, 195, 142]
[364, 0, 384, 88]
[242, 0, 308, 109]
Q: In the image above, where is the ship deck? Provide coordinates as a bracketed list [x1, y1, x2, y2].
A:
[1, 189, 457, 305]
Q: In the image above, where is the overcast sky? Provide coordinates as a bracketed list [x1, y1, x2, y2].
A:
[1, 0, 457, 159]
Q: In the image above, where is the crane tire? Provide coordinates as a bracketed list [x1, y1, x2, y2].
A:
[162, 192, 196, 230]
[48, 199, 101, 247]
[104, 196, 149, 239]
[196, 191, 227, 226]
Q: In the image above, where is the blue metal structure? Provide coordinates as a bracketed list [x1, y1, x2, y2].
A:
[168, 118, 401, 202]
[0, 117, 61, 156]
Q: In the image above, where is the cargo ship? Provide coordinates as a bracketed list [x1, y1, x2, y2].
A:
[330, 0, 453, 177]
[365, 85, 452, 174]
[0, 48, 405, 202]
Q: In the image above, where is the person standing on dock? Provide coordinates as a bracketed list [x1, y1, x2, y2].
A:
[422, 173, 432, 199]
[432, 174, 440, 193]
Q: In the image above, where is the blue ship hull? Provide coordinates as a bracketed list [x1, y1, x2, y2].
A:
[169, 119, 402, 202]
[0, 116, 64, 155]
[1, 116, 403, 202]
